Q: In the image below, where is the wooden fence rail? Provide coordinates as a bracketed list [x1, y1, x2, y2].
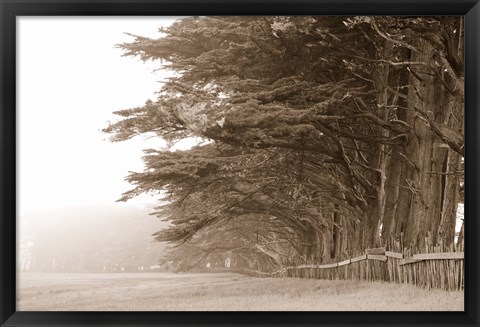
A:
[238, 245, 464, 291]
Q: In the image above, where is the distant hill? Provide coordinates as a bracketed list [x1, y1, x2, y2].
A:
[19, 204, 168, 272]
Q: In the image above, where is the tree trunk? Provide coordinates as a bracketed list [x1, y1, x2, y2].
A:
[365, 40, 392, 248]
[332, 211, 342, 259]
[403, 39, 447, 248]
[437, 150, 461, 246]
[382, 144, 403, 241]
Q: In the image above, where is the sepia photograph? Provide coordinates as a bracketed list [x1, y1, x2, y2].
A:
[16, 15, 465, 312]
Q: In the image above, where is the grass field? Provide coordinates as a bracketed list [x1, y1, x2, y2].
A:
[17, 272, 463, 311]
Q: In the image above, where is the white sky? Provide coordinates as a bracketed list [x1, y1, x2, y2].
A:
[17, 17, 185, 217]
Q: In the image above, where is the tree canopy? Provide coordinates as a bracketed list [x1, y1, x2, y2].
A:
[104, 16, 464, 272]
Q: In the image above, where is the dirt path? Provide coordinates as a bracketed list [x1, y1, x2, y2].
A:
[17, 272, 464, 311]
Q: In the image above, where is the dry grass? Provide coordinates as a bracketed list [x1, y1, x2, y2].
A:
[17, 272, 463, 311]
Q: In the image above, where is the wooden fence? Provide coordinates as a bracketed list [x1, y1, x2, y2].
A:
[238, 242, 464, 291]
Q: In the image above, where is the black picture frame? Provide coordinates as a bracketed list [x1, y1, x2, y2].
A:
[1, 1, 479, 326]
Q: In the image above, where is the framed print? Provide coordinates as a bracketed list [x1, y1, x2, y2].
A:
[1, 0, 479, 326]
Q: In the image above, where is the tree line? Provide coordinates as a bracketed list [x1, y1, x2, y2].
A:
[19, 207, 167, 272]
[104, 16, 464, 272]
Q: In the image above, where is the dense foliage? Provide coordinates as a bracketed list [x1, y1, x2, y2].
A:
[104, 16, 464, 271]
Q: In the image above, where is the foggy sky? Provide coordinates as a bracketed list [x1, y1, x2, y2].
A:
[17, 17, 182, 269]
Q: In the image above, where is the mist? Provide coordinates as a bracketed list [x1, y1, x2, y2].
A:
[18, 203, 168, 273]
